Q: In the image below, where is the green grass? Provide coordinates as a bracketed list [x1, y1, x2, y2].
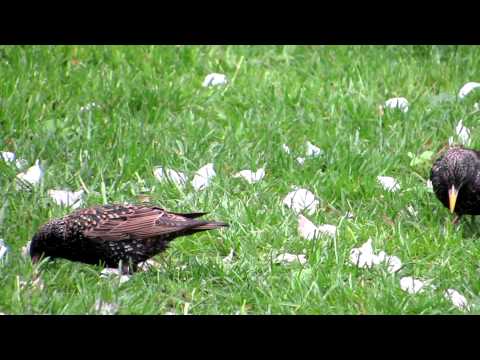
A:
[1, 45, 480, 314]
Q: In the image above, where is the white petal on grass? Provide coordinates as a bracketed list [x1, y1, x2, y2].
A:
[296, 157, 305, 165]
[21, 241, 31, 258]
[15, 158, 28, 169]
[426, 180, 433, 191]
[48, 189, 84, 209]
[444, 289, 470, 311]
[138, 259, 162, 272]
[19, 276, 44, 291]
[274, 253, 307, 266]
[298, 215, 319, 240]
[282, 144, 291, 154]
[377, 176, 400, 192]
[458, 82, 480, 99]
[0, 151, 26, 168]
[349, 239, 383, 268]
[399, 276, 430, 294]
[202, 73, 228, 87]
[474, 102, 480, 112]
[80, 102, 99, 112]
[385, 97, 409, 113]
[222, 249, 235, 264]
[305, 141, 323, 157]
[317, 224, 337, 238]
[191, 163, 216, 191]
[94, 300, 119, 315]
[298, 215, 336, 240]
[233, 168, 265, 184]
[282, 187, 319, 215]
[454, 120, 471, 146]
[378, 252, 402, 273]
[100, 268, 131, 284]
[31, 276, 45, 291]
[153, 167, 188, 187]
[16, 160, 44, 187]
[0, 239, 8, 261]
[406, 205, 418, 217]
[350, 240, 402, 273]
[1, 151, 15, 163]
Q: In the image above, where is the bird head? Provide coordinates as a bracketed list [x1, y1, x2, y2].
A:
[30, 220, 65, 263]
[439, 148, 479, 213]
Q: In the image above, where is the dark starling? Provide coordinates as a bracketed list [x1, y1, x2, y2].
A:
[431, 147, 480, 222]
[30, 203, 228, 272]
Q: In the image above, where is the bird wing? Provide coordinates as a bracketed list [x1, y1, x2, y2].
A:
[81, 205, 210, 241]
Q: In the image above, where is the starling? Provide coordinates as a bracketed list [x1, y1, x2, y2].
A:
[30, 203, 228, 272]
[430, 147, 480, 222]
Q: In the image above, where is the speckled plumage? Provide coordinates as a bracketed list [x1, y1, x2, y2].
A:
[30, 203, 228, 272]
[431, 147, 480, 216]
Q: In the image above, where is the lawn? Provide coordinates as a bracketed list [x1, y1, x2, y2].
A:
[1, 45, 480, 314]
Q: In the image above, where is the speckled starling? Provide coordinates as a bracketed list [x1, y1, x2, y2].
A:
[30, 203, 228, 272]
[431, 147, 480, 222]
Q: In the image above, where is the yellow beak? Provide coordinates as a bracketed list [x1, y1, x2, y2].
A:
[448, 185, 458, 214]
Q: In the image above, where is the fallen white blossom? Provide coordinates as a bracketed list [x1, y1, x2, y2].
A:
[406, 205, 418, 217]
[282, 187, 319, 215]
[282, 144, 291, 154]
[305, 141, 323, 157]
[202, 73, 228, 87]
[350, 239, 402, 273]
[80, 102, 100, 112]
[298, 215, 336, 240]
[385, 97, 409, 113]
[377, 252, 403, 273]
[444, 289, 470, 311]
[349, 239, 383, 268]
[298, 215, 319, 240]
[21, 241, 31, 258]
[400, 276, 431, 294]
[16, 160, 44, 188]
[1, 151, 15, 163]
[377, 176, 400, 192]
[153, 167, 188, 187]
[138, 259, 162, 272]
[0, 239, 8, 261]
[317, 224, 337, 238]
[19, 276, 44, 291]
[94, 300, 119, 315]
[1, 151, 27, 169]
[296, 157, 305, 165]
[48, 189, 84, 209]
[448, 120, 471, 146]
[458, 82, 480, 99]
[191, 163, 216, 191]
[100, 268, 131, 284]
[233, 168, 265, 184]
[426, 180, 433, 191]
[274, 253, 307, 266]
[222, 249, 236, 264]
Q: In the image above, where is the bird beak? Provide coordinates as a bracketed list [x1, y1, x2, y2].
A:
[448, 185, 458, 214]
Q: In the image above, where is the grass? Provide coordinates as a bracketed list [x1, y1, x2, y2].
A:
[1, 45, 480, 314]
